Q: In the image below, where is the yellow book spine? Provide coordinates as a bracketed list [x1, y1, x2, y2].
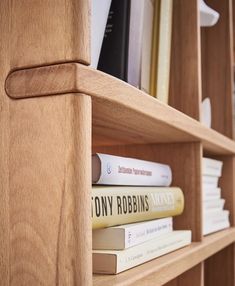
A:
[92, 186, 184, 229]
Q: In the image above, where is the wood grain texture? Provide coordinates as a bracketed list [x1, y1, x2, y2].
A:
[93, 228, 235, 286]
[93, 143, 202, 241]
[201, 0, 234, 138]
[10, 0, 90, 69]
[0, 0, 10, 284]
[165, 263, 204, 286]
[5, 63, 235, 154]
[205, 244, 235, 286]
[9, 94, 92, 286]
[169, 0, 202, 120]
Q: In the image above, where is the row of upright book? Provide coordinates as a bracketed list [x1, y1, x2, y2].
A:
[91, 153, 229, 274]
[91, 0, 220, 106]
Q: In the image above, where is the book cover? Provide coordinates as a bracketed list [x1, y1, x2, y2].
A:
[202, 157, 223, 177]
[140, 0, 154, 94]
[98, 0, 130, 80]
[202, 175, 219, 189]
[91, 0, 112, 68]
[93, 230, 192, 274]
[93, 217, 173, 250]
[92, 186, 184, 229]
[92, 153, 172, 186]
[203, 199, 225, 212]
[155, 0, 173, 103]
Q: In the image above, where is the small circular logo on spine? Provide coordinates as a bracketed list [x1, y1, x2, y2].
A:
[107, 163, 112, 174]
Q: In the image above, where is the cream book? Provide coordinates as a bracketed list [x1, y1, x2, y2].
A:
[92, 153, 172, 186]
[93, 217, 173, 250]
[202, 157, 223, 177]
[203, 210, 230, 235]
[93, 230, 192, 274]
[92, 186, 184, 229]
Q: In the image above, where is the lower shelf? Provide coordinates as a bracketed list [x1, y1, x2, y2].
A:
[93, 227, 235, 286]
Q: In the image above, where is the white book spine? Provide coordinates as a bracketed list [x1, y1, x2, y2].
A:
[203, 187, 221, 201]
[202, 157, 223, 177]
[202, 175, 219, 188]
[124, 217, 173, 248]
[93, 153, 172, 186]
[203, 210, 230, 235]
[203, 199, 225, 212]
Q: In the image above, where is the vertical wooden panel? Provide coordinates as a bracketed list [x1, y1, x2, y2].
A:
[10, 0, 90, 69]
[0, 0, 10, 285]
[205, 244, 235, 286]
[93, 142, 203, 242]
[9, 94, 92, 285]
[169, 0, 201, 120]
[201, 0, 234, 138]
[165, 263, 204, 286]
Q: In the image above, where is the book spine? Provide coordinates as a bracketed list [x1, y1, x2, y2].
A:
[97, 0, 130, 80]
[203, 199, 225, 212]
[202, 157, 223, 177]
[93, 231, 192, 274]
[124, 217, 173, 248]
[92, 186, 184, 229]
[203, 187, 221, 201]
[93, 153, 172, 186]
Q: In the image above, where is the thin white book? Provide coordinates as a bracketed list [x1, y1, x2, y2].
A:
[93, 217, 173, 250]
[202, 157, 223, 177]
[202, 187, 221, 201]
[91, 0, 112, 68]
[203, 210, 230, 235]
[202, 175, 219, 189]
[93, 230, 192, 274]
[199, 0, 219, 27]
[203, 199, 225, 212]
[92, 153, 172, 186]
[201, 98, 212, 128]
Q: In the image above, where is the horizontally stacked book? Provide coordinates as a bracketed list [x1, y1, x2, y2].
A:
[92, 153, 191, 274]
[203, 157, 230, 235]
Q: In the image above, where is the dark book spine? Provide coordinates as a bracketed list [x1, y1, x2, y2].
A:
[98, 0, 131, 81]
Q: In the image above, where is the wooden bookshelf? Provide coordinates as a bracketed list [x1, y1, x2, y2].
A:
[1, 0, 235, 286]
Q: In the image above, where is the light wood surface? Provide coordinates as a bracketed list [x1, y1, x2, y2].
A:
[9, 94, 92, 285]
[93, 143, 202, 242]
[169, 0, 202, 120]
[10, 0, 90, 68]
[5, 63, 235, 154]
[201, 0, 234, 138]
[93, 228, 235, 286]
[205, 244, 235, 286]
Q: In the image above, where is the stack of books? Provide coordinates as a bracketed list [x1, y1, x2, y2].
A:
[202, 157, 230, 235]
[92, 153, 191, 274]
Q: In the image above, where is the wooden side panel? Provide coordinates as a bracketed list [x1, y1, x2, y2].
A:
[0, 0, 10, 285]
[205, 244, 235, 286]
[9, 94, 92, 285]
[201, 0, 234, 138]
[165, 263, 204, 286]
[10, 0, 90, 69]
[169, 0, 201, 120]
[93, 142, 202, 242]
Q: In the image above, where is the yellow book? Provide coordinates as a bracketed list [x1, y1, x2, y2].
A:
[156, 0, 173, 103]
[150, 0, 160, 96]
[92, 186, 184, 229]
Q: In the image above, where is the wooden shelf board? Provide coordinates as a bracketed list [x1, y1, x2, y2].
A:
[5, 63, 235, 154]
[93, 227, 235, 286]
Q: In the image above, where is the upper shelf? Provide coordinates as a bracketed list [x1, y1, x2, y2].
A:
[5, 63, 235, 155]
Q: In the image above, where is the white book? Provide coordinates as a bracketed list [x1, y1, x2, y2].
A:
[203, 210, 230, 235]
[93, 217, 173, 250]
[203, 187, 221, 201]
[203, 199, 225, 212]
[199, 0, 219, 27]
[202, 157, 223, 177]
[127, 0, 145, 88]
[92, 153, 172, 186]
[93, 230, 192, 274]
[202, 175, 219, 189]
[91, 0, 112, 68]
[201, 98, 212, 128]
